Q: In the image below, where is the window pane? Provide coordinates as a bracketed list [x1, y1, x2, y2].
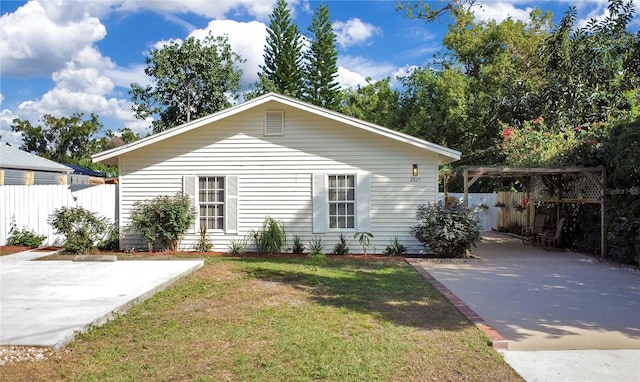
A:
[347, 188, 355, 200]
[347, 203, 354, 215]
[347, 176, 355, 188]
[347, 217, 354, 228]
[330, 216, 337, 228]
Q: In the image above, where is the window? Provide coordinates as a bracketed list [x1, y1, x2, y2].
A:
[199, 176, 224, 230]
[328, 175, 355, 229]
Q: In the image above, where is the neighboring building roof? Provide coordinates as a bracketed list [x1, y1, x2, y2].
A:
[0, 144, 72, 173]
[93, 92, 462, 166]
[64, 163, 105, 177]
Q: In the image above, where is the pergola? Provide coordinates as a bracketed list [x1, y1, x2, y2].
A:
[462, 167, 606, 258]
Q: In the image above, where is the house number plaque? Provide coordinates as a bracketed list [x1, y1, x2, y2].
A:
[410, 177, 421, 183]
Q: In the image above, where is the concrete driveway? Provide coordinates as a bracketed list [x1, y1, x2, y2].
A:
[1, 249, 203, 350]
[409, 232, 640, 381]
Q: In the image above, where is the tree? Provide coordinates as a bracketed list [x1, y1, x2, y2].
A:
[130, 33, 244, 134]
[340, 77, 401, 128]
[539, 0, 639, 130]
[304, 4, 340, 109]
[255, 0, 304, 98]
[11, 113, 102, 163]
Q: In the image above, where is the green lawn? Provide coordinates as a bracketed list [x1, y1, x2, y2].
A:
[0, 256, 522, 381]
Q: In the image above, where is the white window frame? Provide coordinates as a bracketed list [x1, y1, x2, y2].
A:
[183, 175, 238, 234]
[313, 173, 370, 234]
[327, 174, 356, 230]
[198, 176, 225, 231]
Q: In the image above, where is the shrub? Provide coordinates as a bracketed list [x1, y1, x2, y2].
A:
[194, 225, 213, 252]
[7, 222, 46, 248]
[411, 203, 481, 258]
[98, 226, 119, 251]
[228, 238, 245, 256]
[307, 237, 325, 257]
[129, 193, 196, 251]
[252, 216, 286, 254]
[384, 236, 408, 257]
[291, 234, 305, 254]
[333, 233, 350, 255]
[49, 207, 110, 254]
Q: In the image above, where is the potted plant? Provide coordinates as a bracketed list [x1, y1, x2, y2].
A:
[477, 203, 489, 211]
[494, 201, 506, 208]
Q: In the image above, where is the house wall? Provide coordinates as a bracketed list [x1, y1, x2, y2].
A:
[117, 101, 440, 254]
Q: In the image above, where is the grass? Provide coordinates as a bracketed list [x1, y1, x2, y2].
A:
[0, 256, 522, 381]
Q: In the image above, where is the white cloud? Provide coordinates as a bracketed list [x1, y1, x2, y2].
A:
[191, 19, 269, 90]
[0, 0, 107, 77]
[472, 1, 535, 22]
[333, 18, 382, 48]
[338, 55, 396, 81]
[336, 67, 368, 89]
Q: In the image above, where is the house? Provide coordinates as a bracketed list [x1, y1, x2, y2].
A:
[92, 93, 461, 253]
[0, 144, 72, 185]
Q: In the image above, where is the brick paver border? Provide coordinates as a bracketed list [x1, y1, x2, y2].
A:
[406, 258, 508, 350]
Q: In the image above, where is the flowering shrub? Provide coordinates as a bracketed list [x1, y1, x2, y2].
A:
[411, 204, 481, 258]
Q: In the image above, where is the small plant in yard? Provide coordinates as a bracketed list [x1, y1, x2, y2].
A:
[411, 203, 481, 258]
[49, 207, 110, 254]
[98, 226, 119, 251]
[333, 233, 350, 255]
[129, 193, 196, 251]
[6, 217, 46, 248]
[384, 236, 407, 257]
[291, 234, 305, 254]
[353, 231, 374, 255]
[307, 236, 325, 257]
[194, 225, 213, 252]
[227, 238, 245, 255]
[252, 216, 287, 254]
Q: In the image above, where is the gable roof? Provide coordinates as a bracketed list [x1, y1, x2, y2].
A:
[92, 92, 461, 166]
[0, 144, 72, 173]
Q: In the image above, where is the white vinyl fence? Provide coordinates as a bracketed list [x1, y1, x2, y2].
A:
[439, 192, 498, 231]
[1, 185, 118, 246]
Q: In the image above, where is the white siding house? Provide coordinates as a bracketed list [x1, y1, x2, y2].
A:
[92, 93, 460, 254]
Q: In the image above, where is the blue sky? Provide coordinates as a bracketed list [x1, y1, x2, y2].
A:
[1, 0, 638, 146]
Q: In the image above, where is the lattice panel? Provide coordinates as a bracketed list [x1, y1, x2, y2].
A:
[563, 171, 603, 200]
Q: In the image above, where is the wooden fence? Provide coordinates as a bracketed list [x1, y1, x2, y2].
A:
[1, 185, 118, 246]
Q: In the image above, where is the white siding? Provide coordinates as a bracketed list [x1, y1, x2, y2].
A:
[118, 101, 439, 254]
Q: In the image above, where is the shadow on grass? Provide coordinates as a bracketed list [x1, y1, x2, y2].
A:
[230, 256, 471, 332]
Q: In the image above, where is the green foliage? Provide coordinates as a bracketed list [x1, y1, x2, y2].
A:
[307, 237, 326, 256]
[256, 0, 304, 98]
[332, 233, 350, 255]
[340, 77, 401, 128]
[291, 234, 305, 254]
[194, 225, 213, 252]
[49, 207, 109, 254]
[252, 216, 287, 254]
[411, 204, 481, 258]
[384, 237, 408, 257]
[129, 193, 196, 251]
[304, 4, 340, 110]
[608, 216, 640, 264]
[130, 33, 244, 133]
[7, 218, 46, 248]
[11, 113, 103, 163]
[98, 227, 119, 251]
[353, 231, 374, 255]
[228, 239, 246, 256]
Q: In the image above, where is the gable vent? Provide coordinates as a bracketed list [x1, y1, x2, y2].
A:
[264, 111, 284, 136]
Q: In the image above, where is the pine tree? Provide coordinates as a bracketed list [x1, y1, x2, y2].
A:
[305, 4, 340, 109]
[257, 0, 304, 98]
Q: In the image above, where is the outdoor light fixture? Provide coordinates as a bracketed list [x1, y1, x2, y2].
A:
[412, 164, 419, 176]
